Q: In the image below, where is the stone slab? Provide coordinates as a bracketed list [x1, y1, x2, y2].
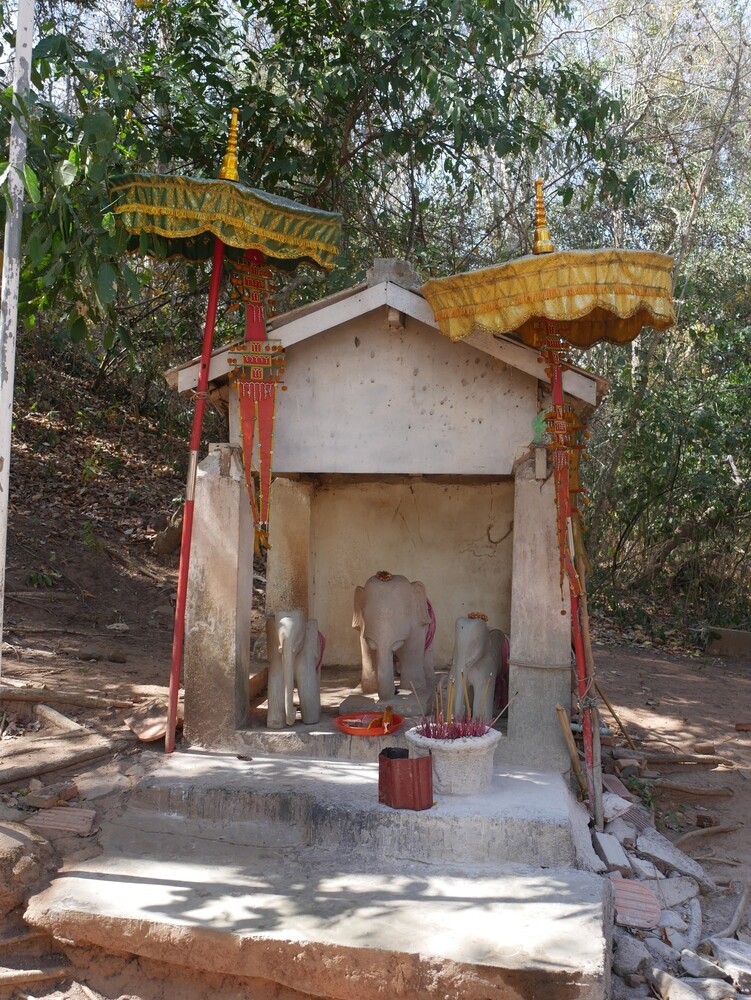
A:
[706, 627, 751, 657]
[636, 829, 714, 892]
[641, 877, 700, 909]
[26, 823, 611, 1000]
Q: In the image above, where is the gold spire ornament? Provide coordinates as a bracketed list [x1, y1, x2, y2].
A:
[532, 178, 555, 255]
[218, 108, 240, 182]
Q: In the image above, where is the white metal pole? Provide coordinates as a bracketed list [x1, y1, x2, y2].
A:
[0, 0, 35, 687]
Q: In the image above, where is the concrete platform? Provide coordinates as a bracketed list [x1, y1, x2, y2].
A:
[26, 752, 612, 1000]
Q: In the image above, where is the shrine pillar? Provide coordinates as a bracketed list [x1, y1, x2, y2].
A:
[507, 449, 571, 772]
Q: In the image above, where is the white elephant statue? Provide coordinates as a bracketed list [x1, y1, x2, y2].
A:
[352, 571, 435, 701]
[266, 610, 323, 729]
[449, 614, 508, 721]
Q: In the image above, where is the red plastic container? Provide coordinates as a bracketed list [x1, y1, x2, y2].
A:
[378, 748, 433, 811]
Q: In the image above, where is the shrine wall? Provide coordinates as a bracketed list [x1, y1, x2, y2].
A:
[270, 313, 539, 476]
[267, 476, 514, 668]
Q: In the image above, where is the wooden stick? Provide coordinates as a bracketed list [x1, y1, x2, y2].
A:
[655, 781, 734, 798]
[0, 684, 132, 710]
[643, 753, 735, 767]
[592, 704, 604, 831]
[674, 823, 742, 850]
[556, 703, 588, 800]
[0, 736, 134, 786]
[33, 703, 84, 732]
[594, 680, 637, 751]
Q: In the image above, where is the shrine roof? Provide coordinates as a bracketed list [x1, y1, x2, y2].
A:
[164, 259, 608, 407]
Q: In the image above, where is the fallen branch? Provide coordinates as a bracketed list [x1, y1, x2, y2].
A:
[707, 880, 751, 942]
[595, 681, 637, 751]
[0, 734, 134, 785]
[104, 544, 167, 583]
[654, 781, 734, 798]
[33, 703, 85, 733]
[0, 684, 132, 710]
[694, 854, 742, 866]
[644, 753, 736, 767]
[674, 824, 742, 851]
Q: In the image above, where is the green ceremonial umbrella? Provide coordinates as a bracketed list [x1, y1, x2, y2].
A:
[109, 109, 341, 751]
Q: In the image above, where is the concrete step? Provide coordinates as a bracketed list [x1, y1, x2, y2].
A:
[26, 829, 611, 1000]
[128, 750, 590, 869]
[24, 751, 612, 1000]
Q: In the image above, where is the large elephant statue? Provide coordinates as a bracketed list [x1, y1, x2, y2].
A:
[352, 571, 434, 701]
[266, 609, 323, 729]
[448, 614, 508, 721]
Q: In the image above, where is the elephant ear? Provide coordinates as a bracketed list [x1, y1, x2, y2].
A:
[353, 586, 366, 631]
[411, 581, 431, 626]
[487, 628, 505, 662]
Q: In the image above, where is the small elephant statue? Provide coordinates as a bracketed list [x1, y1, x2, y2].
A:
[352, 571, 435, 701]
[449, 614, 508, 721]
[266, 609, 323, 729]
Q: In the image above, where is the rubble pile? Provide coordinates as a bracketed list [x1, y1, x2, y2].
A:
[588, 746, 750, 999]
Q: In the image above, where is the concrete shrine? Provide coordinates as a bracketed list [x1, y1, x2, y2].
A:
[165, 259, 606, 771]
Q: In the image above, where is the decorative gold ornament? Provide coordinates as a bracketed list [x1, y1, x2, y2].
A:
[533, 178, 555, 255]
[376, 570, 393, 581]
[218, 108, 240, 182]
[467, 612, 488, 621]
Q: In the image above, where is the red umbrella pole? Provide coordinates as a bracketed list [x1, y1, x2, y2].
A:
[166, 237, 226, 753]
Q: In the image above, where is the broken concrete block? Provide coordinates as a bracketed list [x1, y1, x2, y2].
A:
[706, 938, 751, 992]
[612, 933, 653, 977]
[680, 977, 736, 1000]
[25, 782, 78, 809]
[684, 897, 703, 954]
[631, 857, 664, 880]
[642, 876, 700, 908]
[603, 792, 634, 822]
[648, 968, 710, 1000]
[680, 949, 732, 981]
[661, 911, 689, 932]
[606, 817, 637, 849]
[593, 831, 631, 875]
[644, 936, 681, 966]
[615, 758, 644, 780]
[25, 807, 96, 838]
[636, 829, 715, 892]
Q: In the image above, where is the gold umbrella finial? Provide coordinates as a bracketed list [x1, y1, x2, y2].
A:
[533, 178, 555, 255]
[218, 107, 240, 182]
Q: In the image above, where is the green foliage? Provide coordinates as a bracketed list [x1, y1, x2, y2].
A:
[0, 0, 626, 353]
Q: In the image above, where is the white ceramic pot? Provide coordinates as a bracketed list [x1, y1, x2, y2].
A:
[404, 726, 502, 795]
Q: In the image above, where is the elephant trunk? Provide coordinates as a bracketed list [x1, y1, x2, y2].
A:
[281, 639, 297, 726]
[377, 646, 396, 701]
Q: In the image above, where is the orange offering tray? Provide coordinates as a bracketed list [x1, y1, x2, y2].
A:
[334, 712, 405, 737]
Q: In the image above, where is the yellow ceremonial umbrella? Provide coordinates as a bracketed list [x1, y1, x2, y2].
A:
[422, 181, 674, 816]
[109, 110, 341, 751]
